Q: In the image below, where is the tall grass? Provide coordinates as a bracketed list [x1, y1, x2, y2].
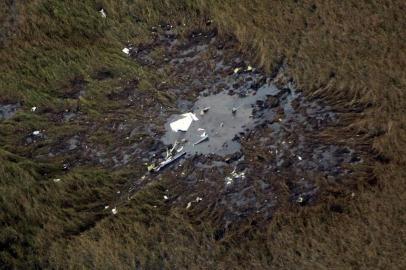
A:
[0, 0, 405, 269]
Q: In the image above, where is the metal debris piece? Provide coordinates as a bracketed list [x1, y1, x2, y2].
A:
[234, 67, 241, 74]
[195, 197, 203, 202]
[225, 176, 233, 185]
[186, 202, 192, 209]
[112, 207, 118, 215]
[104, 205, 109, 209]
[122, 47, 130, 55]
[193, 135, 209, 146]
[53, 178, 61, 183]
[147, 163, 156, 172]
[170, 112, 199, 132]
[163, 195, 169, 200]
[155, 151, 186, 172]
[225, 168, 246, 185]
[200, 107, 210, 115]
[99, 8, 106, 18]
[31, 107, 37, 112]
[246, 65, 253, 72]
[297, 156, 302, 161]
[32, 130, 41, 136]
[232, 107, 238, 114]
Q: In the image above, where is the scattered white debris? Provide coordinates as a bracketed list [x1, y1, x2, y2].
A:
[116, 190, 121, 194]
[32, 130, 41, 136]
[246, 65, 253, 71]
[186, 202, 192, 209]
[232, 107, 238, 114]
[111, 207, 118, 215]
[122, 47, 130, 55]
[225, 176, 233, 185]
[104, 205, 109, 209]
[297, 156, 302, 161]
[53, 178, 61, 183]
[225, 168, 246, 185]
[200, 131, 207, 138]
[163, 195, 169, 200]
[170, 112, 199, 132]
[234, 67, 241, 74]
[99, 8, 106, 18]
[31, 107, 37, 112]
[195, 197, 203, 202]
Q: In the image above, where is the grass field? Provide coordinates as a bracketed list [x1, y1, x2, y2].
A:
[1, 0, 405, 269]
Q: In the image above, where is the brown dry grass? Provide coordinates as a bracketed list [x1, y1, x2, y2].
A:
[1, 0, 405, 269]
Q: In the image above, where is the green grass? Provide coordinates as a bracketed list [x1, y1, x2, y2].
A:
[1, 0, 405, 269]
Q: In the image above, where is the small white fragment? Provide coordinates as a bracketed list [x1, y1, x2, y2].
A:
[177, 146, 184, 153]
[246, 65, 253, 71]
[234, 67, 241, 74]
[298, 156, 302, 161]
[163, 195, 169, 200]
[200, 132, 207, 138]
[186, 202, 192, 209]
[195, 197, 203, 202]
[99, 8, 106, 18]
[197, 128, 205, 131]
[116, 190, 121, 194]
[122, 47, 130, 55]
[104, 205, 109, 209]
[32, 130, 41, 136]
[225, 176, 233, 185]
[170, 112, 198, 132]
[297, 196, 304, 203]
[53, 178, 61, 183]
[112, 207, 118, 215]
[31, 107, 37, 112]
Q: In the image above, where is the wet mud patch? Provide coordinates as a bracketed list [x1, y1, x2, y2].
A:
[114, 25, 368, 229]
[0, 103, 20, 120]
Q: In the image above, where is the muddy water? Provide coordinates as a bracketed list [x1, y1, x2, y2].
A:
[162, 80, 279, 156]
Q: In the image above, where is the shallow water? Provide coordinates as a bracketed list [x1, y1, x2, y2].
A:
[162, 80, 280, 156]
